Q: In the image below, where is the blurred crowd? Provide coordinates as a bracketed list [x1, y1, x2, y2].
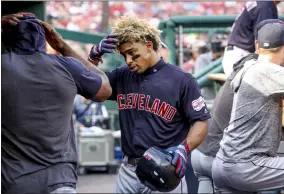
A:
[46, 2, 284, 32]
[46, 2, 251, 33]
[46, 1, 284, 72]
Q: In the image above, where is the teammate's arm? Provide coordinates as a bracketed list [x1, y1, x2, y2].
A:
[88, 34, 121, 101]
[48, 54, 104, 101]
[40, 21, 112, 102]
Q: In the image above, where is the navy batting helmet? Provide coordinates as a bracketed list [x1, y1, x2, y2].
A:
[135, 146, 181, 192]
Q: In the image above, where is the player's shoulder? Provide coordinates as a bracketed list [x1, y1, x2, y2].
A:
[245, 1, 257, 12]
[256, 1, 274, 8]
[165, 63, 194, 76]
[47, 54, 96, 84]
[164, 63, 195, 81]
[234, 53, 259, 71]
[47, 54, 81, 66]
[109, 64, 131, 76]
[255, 60, 283, 72]
[114, 64, 129, 72]
[47, 54, 87, 74]
[244, 1, 274, 13]
[241, 59, 273, 81]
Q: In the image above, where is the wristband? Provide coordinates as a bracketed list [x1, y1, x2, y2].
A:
[182, 140, 191, 154]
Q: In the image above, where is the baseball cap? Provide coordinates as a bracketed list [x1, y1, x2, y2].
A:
[254, 19, 283, 40]
[257, 22, 284, 49]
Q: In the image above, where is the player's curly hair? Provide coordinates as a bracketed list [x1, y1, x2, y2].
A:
[112, 15, 162, 52]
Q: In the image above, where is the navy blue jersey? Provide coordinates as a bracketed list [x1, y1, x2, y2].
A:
[106, 59, 210, 157]
[228, 1, 278, 52]
[1, 17, 102, 193]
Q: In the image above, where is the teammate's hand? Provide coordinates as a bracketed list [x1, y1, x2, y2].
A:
[89, 34, 118, 60]
[1, 12, 34, 26]
[169, 141, 191, 178]
[39, 21, 65, 52]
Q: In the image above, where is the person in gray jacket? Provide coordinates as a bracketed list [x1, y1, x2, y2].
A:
[212, 21, 284, 193]
[191, 19, 282, 194]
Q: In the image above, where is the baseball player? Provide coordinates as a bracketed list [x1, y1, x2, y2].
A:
[88, 15, 211, 193]
[1, 14, 111, 194]
[191, 19, 283, 194]
[222, 1, 280, 76]
[212, 22, 284, 193]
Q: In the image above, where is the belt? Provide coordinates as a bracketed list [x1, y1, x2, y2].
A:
[123, 156, 140, 166]
[226, 45, 234, 51]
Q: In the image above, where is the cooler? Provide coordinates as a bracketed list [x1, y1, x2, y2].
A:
[77, 126, 118, 174]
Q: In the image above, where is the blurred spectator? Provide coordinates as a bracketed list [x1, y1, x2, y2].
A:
[194, 36, 226, 100]
[73, 95, 110, 129]
[181, 40, 207, 73]
[46, 1, 284, 35]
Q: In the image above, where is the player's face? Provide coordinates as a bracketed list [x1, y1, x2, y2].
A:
[119, 41, 152, 74]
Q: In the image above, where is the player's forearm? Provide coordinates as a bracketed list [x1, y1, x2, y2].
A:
[185, 120, 208, 150]
[60, 41, 108, 81]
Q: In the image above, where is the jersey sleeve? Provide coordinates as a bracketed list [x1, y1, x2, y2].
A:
[181, 76, 211, 125]
[253, 3, 278, 30]
[49, 55, 102, 100]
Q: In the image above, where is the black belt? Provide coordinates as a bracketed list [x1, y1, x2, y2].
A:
[123, 156, 140, 166]
[226, 45, 234, 51]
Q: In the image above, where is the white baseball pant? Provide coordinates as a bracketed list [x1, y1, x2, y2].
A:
[222, 46, 251, 77]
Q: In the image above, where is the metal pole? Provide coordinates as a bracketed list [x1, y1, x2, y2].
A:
[101, 1, 109, 33]
[178, 25, 183, 67]
[165, 20, 176, 64]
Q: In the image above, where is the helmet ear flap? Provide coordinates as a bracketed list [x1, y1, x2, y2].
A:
[135, 146, 181, 192]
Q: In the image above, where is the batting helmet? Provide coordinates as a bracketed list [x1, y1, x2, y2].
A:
[135, 146, 181, 192]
